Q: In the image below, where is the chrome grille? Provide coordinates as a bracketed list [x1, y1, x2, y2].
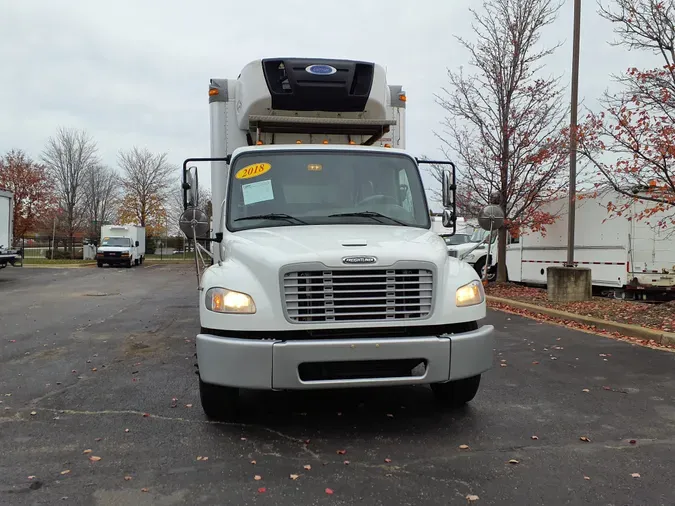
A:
[283, 268, 434, 323]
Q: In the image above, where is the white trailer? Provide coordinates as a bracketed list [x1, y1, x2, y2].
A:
[0, 190, 20, 268]
[179, 57, 494, 419]
[505, 191, 675, 299]
[96, 225, 146, 268]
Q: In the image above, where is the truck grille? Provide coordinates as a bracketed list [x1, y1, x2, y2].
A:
[283, 268, 433, 323]
[448, 250, 458, 258]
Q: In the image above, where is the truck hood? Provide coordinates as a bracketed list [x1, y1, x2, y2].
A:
[448, 242, 483, 253]
[97, 246, 132, 253]
[224, 225, 449, 270]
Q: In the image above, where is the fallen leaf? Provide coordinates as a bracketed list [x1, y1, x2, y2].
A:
[28, 476, 36, 480]
[254, 475, 262, 481]
[459, 444, 470, 450]
[384, 458, 392, 463]
[500, 359, 507, 363]
[185, 404, 193, 408]
[631, 472, 640, 478]
[532, 361, 539, 365]
[95, 438, 102, 441]
[240, 437, 247, 441]
[89, 456, 102, 462]
[141, 488, 149, 493]
[91, 368, 97, 372]
[580, 436, 590, 442]
[344, 460, 350, 465]
[258, 487, 266, 493]
[500, 363, 507, 367]
[582, 389, 590, 393]
[250, 460, 256, 465]
[170, 398, 177, 408]
[83, 449, 92, 454]
[508, 459, 520, 464]
[303, 465, 311, 471]
[30, 411, 37, 416]
[336, 449, 346, 455]
[304, 439, 310, 444]
[386, 413, 394, 418]
[60, 470, 71, 475]
[289, 474, 299, 480]
[142, 413, 150, 417]
[629, 439, 636, 444]
[124, 475, 133, 481]
[584, 476, 590, 480]
[325, 488, 334, 495]
[124, 428, 130, 433]
[531, 435, 538, 440]
[467, 494, 480, 502]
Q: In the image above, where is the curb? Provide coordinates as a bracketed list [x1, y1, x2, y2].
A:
[487, 295, 675, 347]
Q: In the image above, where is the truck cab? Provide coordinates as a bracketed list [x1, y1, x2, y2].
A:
[96, 225, 146, 268]
[180, 57, 495, 419]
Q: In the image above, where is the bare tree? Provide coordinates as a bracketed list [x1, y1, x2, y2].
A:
[83, 164, 119, 242]
[41, 127, 100, 252]
[117, 147, 176, 228]
[434, 0, 570, 281]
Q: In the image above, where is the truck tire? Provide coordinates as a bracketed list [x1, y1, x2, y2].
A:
[97, 262, 103, 268]
[134, 258, 139, 266]
[431, 374, 481, 407]
[126, 260, 132, 268]
[199, 378, 239, 420]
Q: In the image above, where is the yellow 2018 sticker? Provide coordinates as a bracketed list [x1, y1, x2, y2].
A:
[235, 163, 271, 180]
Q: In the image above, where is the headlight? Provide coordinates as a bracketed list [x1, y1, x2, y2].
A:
[456, 280, 485, 307]
[205, 287, 256, 314]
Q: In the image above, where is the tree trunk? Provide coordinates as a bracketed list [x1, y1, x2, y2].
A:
[497, 226, 507, 282]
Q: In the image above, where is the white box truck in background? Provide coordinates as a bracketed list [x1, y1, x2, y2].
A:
[96, 225, 146, 268]
[0, 190, 20, 269]
[505, 191, 675, 299]
[178, 57, 495, 419]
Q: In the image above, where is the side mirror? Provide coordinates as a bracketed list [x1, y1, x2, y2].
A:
[179, 207, 210, 240]
[442, 169, 454, 209]
[135, 241, 139, 247]
[442, 208, 455, 228]
[182, 166, 199, 210]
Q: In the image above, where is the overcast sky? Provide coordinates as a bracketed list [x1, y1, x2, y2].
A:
[0, 0, 662, 204]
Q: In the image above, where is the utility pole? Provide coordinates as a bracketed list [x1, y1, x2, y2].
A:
[567, 0, 582, 267]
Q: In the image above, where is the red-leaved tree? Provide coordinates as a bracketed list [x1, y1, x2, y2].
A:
[577, 0, 675, 231]
[434, 0, 570, 281]
[0, 149, 57, 239]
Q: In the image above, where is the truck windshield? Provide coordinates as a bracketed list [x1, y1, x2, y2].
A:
[470, 229, 496, 244]
[226, 150, 430, 231]
[101, 237, 131, 247]
[444, 234, 471, 245]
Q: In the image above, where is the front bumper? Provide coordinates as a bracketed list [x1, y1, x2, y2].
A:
[196, 325, 495, 390]
[98, 255, 130, 263]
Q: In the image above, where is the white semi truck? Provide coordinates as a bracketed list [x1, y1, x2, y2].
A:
[0, 190, 20, 269]
[179, 57, 495, 419]
[96, 225, 146, 268]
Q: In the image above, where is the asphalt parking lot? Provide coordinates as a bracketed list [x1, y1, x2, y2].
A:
[1, 264, 675, 505]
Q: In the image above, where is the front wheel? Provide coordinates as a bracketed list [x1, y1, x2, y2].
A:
[199, 379, 240, 420]
[431, 375, 481, 408]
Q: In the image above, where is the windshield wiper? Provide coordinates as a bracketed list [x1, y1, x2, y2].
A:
[328, 211, 407, 226]
[234, 213, 308, 225]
